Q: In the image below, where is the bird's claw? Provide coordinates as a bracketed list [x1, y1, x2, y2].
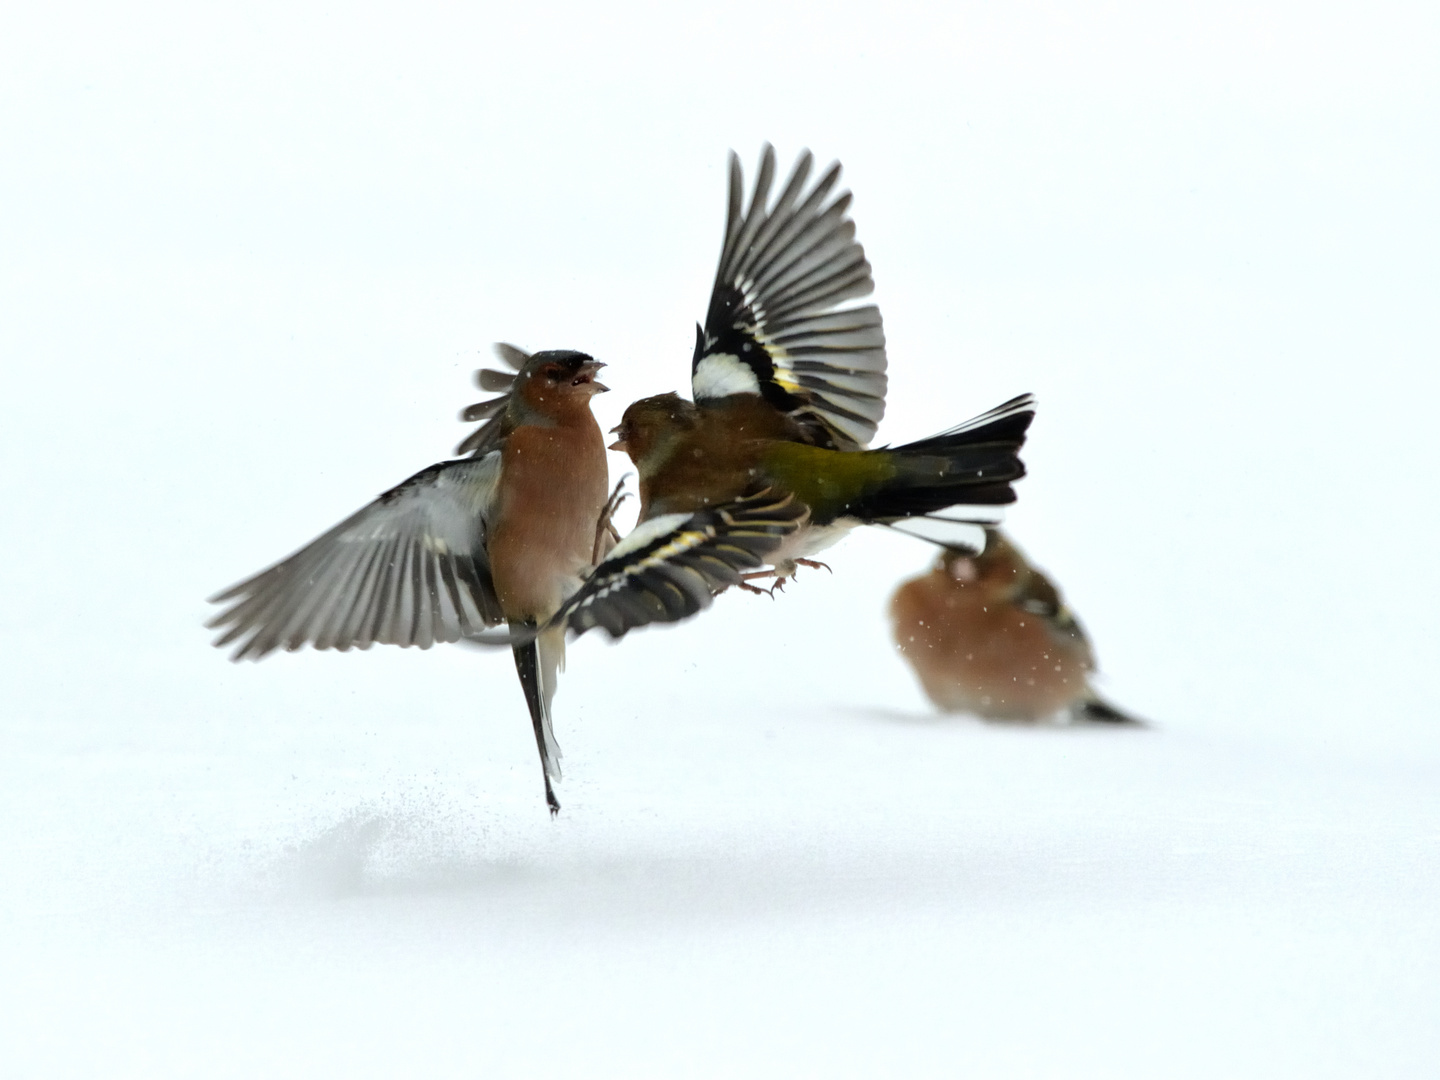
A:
[794, 558, 832, 575]
[593, 478, 632, 563]
[739, 571, 785, 598]
[601, 477, 631, 519]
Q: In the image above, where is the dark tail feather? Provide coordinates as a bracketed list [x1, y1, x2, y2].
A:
[1072, 696, 1147, 725]
[850, 394, 1035, 521]
[901, 393, 1035, 453]
[511, 630, 562, 815]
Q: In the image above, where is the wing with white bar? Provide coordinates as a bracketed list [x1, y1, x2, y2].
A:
[692, 145, 887, 450]
[554, 491, 808, 640]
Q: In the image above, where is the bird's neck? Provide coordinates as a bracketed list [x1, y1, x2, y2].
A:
[510, 396, 600, 433]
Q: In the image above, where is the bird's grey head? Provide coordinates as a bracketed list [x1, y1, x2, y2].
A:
[520, 350, 609, 391]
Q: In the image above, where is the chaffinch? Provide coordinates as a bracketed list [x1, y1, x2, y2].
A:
[209, 345, 805, 814]
[212, 348, 612, 661]
[209, 347, 612, 813]
[889, 529, 1143, 723]
[607, 145, 1036, 577]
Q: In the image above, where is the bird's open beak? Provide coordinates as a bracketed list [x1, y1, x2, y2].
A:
[575, 360, 609, 393]
[607, 423, 627, 453]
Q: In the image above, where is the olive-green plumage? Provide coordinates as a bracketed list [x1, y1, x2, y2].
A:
[759, 442, 899, 521]
[610, 391, 1032, 533]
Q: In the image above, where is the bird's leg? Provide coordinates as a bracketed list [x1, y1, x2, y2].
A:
[793, 558, 832, 575]
[592, 478, 630, 564]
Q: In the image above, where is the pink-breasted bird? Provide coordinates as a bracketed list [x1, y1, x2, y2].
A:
[889, 529, 1143, 723]
[209, 346, 612, 813]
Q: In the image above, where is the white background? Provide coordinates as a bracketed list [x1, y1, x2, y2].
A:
[2, 1, 1437, 1075]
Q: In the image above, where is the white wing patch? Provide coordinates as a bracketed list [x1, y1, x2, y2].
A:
[606, 512, 694, 559]
[692, 353, 762, 399]
[692, 147, 888, 449]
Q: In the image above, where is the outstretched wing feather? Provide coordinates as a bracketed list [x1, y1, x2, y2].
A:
[693, 146, 887, 450]
[207, 455, 503, 660]
[550, 492, 808, 641]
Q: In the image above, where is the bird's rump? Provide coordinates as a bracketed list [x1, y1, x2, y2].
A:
[761, 393, 1036, 524]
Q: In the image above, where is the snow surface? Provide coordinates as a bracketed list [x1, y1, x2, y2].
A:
[3, 2, 1438, 1076]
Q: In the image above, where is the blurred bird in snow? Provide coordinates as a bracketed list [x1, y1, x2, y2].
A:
[889, 529, 1144, 724]
[607, 145, 1036, 586]
[209, 345, 804, 814]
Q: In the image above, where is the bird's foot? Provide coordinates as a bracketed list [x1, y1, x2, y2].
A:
[592, 478, 631, 563]
[601, 476, 630, 519]
[545, 780, 561, 817]
[739, 571, 785, 598]
[793, 558, 832, 575]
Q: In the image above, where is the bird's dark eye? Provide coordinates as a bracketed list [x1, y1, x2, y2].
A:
[543, 366, 564, 382]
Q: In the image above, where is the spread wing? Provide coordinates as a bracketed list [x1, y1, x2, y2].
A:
[692, 144, 887, 450]
[455, 342, 528, 456]
[551, 491, 808, 640]
[208, 454, 504, 659]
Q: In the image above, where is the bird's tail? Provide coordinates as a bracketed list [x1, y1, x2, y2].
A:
[511, 623, 566, 815]
[849, 394, 1034, 546]
[1071, 695, 1147, 725]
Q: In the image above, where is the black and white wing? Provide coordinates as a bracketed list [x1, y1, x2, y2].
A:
[552, 491, 808, 640]
[692, 144, 887, 450]
[208, 455, 504, 659]
[455, 342, 528, 456]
